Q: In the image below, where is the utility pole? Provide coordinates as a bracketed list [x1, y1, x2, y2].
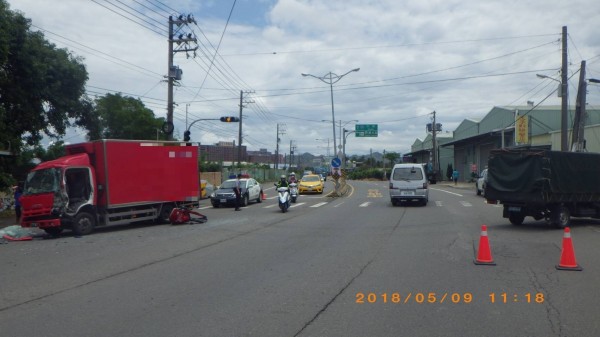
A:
[289, 140, 297, 169]
[571, 60, 587, 152]
[560, 26, 569, 151]
[166, 15, 198, 140]
[237, 90, 254, 168]
[432, 110, 437, 180]
[275, 124, 286, 169]
[382, 149, 386, 180]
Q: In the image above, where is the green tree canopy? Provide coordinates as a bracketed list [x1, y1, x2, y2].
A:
[384, 151, 400, 166]
[0, 1, 92, 189]
[0, 0, 92, 150]
[92, 93, 166, 140]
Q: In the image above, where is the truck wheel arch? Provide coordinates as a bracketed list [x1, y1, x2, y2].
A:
[72, 211, 96, 236]
[159, 204, 175, 224]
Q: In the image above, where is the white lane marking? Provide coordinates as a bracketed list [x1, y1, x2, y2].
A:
[429, 187, 463, 197]
[290, 202, 306, 208]
[310, 202, 328, 208]
[199, 205, 213, 210]
[435, 201, 443, 207]
[460, 201, 472, 207]
[359, 202, 371, 207]
[334, 201, 345, 208]
[263, 204, 277, 208]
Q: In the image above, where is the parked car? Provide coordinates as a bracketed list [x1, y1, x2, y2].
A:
[298, 174, 324, 194]
[389, 163, 429, 206]
[210, 178, 262, 207]
[476, 168, 488, 196]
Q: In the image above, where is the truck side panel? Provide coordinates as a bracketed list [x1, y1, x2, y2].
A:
[486, 149, 600, 203]
[67, 140, 199, 208]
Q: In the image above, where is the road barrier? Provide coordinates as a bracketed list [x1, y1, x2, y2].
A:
[556, 227, 583, 271]
[474, 225, 496, 265]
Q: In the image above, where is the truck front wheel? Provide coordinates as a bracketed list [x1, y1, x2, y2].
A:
[72, 212, 95, 236]
[44, 227, 63, 237]
[509, 213, 525, 226]
[551, 205, 570, 228]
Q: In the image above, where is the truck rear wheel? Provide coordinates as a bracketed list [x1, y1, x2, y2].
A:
[509, 214, 525, 226]
[72, 212, 95, 236]
[551, 205, 570, 228]
[159, 204, 174, 224]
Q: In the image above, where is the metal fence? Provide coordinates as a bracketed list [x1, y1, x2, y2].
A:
[221, 168, 288, 184]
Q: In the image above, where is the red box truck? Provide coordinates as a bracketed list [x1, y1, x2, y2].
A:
[20, 140, 199, 236]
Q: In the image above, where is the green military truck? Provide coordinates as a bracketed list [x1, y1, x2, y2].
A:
[485, 148, 600, 228]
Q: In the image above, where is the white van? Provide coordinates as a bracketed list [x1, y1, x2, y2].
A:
[389, 163, 429, 206]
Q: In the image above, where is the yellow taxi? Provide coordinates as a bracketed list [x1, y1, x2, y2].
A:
[298, 174, 325, 194]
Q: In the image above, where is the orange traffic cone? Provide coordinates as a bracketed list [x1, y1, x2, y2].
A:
[474, 225, 496, 265]
[556, 227, 582, 271]
[261, 191, 266, 200]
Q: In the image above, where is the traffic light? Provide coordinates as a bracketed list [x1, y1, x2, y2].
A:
[220, 116, 239, 122]
[183, 130, 191, 142]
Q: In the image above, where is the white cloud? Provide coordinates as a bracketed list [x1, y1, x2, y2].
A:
[7, 0, 600, 156]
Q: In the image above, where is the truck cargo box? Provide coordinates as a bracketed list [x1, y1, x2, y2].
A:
[65, 140, 199, 208]
[486, 149, 600, 204]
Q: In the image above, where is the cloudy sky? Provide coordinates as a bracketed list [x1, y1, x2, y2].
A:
[7, 0, 600, 157]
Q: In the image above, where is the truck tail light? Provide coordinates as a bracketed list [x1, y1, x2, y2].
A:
[423, 182, 428, 189]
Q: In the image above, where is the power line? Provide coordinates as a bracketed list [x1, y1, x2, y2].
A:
[189, 0, 237, 103]
[31, 24, 163, 78]
[89, 0, 167, 36]
[216, 33, 560, 56]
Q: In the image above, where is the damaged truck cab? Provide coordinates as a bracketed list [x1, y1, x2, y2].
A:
[21, 154, 96, 236]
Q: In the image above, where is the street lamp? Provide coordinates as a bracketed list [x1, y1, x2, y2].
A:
[302, 68, 360, 158]
[322, 119, 359, 148]
[342, 128, 356, 166]
[315, 138, 332, 158]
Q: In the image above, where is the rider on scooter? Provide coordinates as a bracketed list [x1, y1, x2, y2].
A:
[288, 172, 298, 184]
[276, 175, 289, 189]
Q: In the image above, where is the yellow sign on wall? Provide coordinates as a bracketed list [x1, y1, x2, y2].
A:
[516, 115, 529, 143]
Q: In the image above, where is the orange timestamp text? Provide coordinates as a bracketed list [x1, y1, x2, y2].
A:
[356, 292, 473, 304]
[355, 292, 545, 304]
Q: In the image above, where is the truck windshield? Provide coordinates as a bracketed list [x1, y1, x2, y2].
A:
[24, 168, 62, 195]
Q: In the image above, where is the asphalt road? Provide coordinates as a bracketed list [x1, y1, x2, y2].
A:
[1, 180, 599, 336]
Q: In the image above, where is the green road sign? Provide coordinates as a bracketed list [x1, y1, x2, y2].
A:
[355, 124, 378, 137]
